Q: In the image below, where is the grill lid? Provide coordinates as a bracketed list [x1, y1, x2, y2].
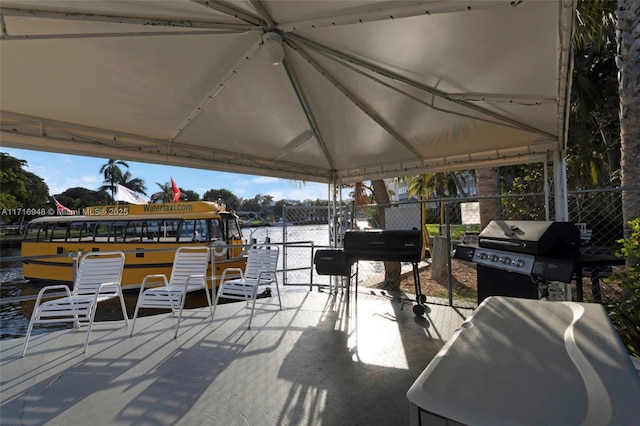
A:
[343, 230, 423, 262]
[478, 221, 580, 256]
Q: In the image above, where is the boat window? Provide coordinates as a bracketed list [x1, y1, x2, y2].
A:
[157, 220, 180, 242]
[225, 216, 242, 240]
[211, 219, 224, 240]
[94, 222, 110, 242]
[178, 219, 210, 242]
[83, 222, 97, 240]
[179, 220, 194, 242]
[195, 219, 209, 241]
[47, 222, 69, 242]
[23, 223, 40, 241]
[143, 220, 160, 242]
[38, 222, 54, 241]
[110, 221, 128, 242]
[125, 221, 145, 242]
[68, 222, 91, 242]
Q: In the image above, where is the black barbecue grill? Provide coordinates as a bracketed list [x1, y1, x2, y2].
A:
[454, 220, 624, 304]
[343, 230, 423, 262]
[314, 229, 428, 316]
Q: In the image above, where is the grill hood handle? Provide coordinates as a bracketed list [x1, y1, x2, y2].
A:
[504, 224, 521, 236]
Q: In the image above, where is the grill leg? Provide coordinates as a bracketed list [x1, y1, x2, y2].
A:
[412, 262, 427, 317]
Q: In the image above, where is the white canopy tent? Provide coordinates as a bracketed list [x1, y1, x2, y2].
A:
[0, 0, 575, 218]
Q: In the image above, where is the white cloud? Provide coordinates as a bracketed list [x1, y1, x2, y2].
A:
[251, 176, 280, 184]
[268, 183, 330, 201]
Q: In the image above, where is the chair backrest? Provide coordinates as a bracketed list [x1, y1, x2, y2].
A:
[73, 251, 125, 296]
[244, 245, 279, 281]
[169, 246, 211, 286]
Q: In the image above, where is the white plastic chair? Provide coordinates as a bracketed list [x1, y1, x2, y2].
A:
[130, 246, 212, 338]
[21, 251, 127, 356]
[213, 244, 281, 329]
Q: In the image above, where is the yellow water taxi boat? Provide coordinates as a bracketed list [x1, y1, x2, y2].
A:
[21, 201, 247, 289]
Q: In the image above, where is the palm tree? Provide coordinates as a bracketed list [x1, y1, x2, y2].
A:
[352, 182, 371, 206]
[151, 181, 188, 203]
[151, 182, 173, 203]
[571, 0, 619, 188]
[577, 0, 640, 354]
[369, 179, 403, 291]
[405, 172, 460, 232]
[347, 180, 401, 290]
[572, 0, 639, 233]
[476, 167, 501, 229]
[118, 171, 147, 195]
[615, 0, 640, 234]
[99, 159, 129, 200]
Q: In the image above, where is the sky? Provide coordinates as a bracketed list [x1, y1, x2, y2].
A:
[2, 147, 342, 203]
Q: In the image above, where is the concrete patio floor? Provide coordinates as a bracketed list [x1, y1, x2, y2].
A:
[0, 287, 473, 425]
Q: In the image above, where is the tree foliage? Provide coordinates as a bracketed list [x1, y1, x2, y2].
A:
[616, 0, 640, 230]
[181, 189, 200, 202]
[118, 170, 148, 195]
[569, 0, 620, 188]
[203, 189, 240, 210]
[55, 187, 111, 210]
[500, 164, 546, 221]
[607, 218, 640, 356]
[0, 152, 49, 222]
[239, 194, 273, 213]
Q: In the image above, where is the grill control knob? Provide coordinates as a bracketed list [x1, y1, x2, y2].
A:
[515, 259, 525, 267]
[501, 257, 511, 264]
[490, 254, 499, 262]
[478, 252, 488, 260]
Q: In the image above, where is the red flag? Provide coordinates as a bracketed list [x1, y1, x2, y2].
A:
[53, 196, 75, 215]
[170, 177, 181, 203]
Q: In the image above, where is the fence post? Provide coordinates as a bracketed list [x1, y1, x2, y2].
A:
[445, 203, 453, 307]
[431, 236, 447, 279]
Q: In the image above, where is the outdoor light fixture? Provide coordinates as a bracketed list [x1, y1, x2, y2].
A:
[261, 32, 284, 65]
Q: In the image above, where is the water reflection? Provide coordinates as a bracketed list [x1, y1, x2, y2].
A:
[1, 246, 38, 339]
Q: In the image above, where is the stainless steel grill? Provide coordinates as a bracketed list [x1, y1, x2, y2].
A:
[454, 220, 624, 304]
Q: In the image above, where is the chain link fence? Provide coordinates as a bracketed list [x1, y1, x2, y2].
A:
[271, 187, 638, 309]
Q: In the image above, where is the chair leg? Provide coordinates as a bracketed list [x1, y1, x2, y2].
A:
[212, 285, 223, 321]
[130, 297, 142, 337]
[21, 310, 38, 357]
[173, 293, 186, 339]
[72, 299, 82, 329]
[118, 291, 129, 325]
[83, 304, 98, 353]
[247, 285, 259, 330]
[204, 284, 214, 320]
[274, 278, 282, 310]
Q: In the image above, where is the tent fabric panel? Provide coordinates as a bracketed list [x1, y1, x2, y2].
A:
[1, 1, 248, 24]
[0, 0, 574, 185]
[291, 2, 560, 98]
[175, 46, 326, 166]
[1, 31, 260, 139]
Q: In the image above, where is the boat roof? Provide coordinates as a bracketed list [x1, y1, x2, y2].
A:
[27, 202, 238, 223]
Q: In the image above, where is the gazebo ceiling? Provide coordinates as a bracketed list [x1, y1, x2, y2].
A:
[0, 0, 575, 184]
